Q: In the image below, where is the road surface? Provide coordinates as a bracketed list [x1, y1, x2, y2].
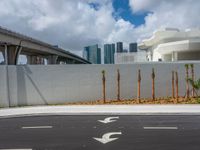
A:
[0, 115, 200, 150]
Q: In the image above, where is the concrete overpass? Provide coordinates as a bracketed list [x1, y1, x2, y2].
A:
[0, 26, 90, 65]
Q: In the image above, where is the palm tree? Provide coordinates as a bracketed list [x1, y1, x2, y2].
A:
[190, 64, 195, 97]
[185, 64, 190, 98]
[137, 69, 141, 103]
[187, 78, 200, 97]
[102, 70, 106, 103]
[152, 68, 155, 100]
[117, 69, 120, 101]
[172, 71, 175, 99]
[175, 71, 179, 103]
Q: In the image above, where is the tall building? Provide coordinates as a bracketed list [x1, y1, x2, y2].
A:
[104, 43, 115, 64]
[117, 42, 123, 53]
[83, 44, 101, 64]
[97, 48, 101, 64]
[129, 43, 138, 52]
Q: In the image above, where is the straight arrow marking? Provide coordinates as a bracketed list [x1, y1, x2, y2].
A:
[93, 132, 122, 144]
[98, 117, 119, 124]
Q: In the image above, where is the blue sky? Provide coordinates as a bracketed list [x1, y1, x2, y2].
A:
[112, 0, 147, 27]
[89, 0, 148, 27]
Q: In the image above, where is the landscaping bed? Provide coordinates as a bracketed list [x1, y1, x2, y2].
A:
[64, 97, 199, 105]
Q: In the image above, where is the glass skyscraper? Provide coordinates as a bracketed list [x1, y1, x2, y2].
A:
[83, 44, 101, 64]
[117, 42, 123, 53]
[104, 43, 115, 64]
[129, 43, 137, 52]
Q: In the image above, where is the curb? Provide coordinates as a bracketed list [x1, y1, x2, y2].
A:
[1, 105, 200, 118]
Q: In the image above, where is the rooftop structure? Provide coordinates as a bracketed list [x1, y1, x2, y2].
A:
[139, 28, 200, 61]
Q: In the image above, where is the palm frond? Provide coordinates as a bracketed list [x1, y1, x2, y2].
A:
[188, 78, 200, 90]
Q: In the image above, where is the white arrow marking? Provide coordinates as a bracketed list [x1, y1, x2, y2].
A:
[98, 117, 119, 124]
[93, 132, 122, 144]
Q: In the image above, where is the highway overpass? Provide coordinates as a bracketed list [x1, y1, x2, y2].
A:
[0, 26, 90, 65]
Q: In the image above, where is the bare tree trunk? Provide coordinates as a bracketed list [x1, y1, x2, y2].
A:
[152, 68, 155, 101]
[102, 70, 106, 104]
[172, 71, 175, 99]
[137, 69, 141, 103]
[117, 69, 120, 101]
[175, 71, 179, 103]
[191, 64, 195, 97]
[185, 64, 190, 99]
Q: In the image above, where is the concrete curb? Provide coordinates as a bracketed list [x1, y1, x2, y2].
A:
[1, 105, 200, 118]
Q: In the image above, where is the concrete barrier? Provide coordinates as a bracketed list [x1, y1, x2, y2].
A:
[0, 61, 200, 107]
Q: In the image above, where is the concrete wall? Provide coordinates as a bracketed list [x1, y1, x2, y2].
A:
[0, 61, 200, 107]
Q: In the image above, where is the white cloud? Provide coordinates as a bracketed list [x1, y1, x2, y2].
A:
[129, 0, 158, 12]
[0, 0, 200, 57]
[0, 0, 140, 56]
[129, 0, 200, 41]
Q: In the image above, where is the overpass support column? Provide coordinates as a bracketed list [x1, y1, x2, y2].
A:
[27, 55, 37, 64]
[47, 55, 58, 64]
[27, 55, 45, 65]
[4, 45, 22, 65]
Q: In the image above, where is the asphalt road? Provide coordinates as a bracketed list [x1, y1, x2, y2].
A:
[0, 115, 200, 150]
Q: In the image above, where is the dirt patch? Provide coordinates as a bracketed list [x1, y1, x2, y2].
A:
[64, 97, 199, 105]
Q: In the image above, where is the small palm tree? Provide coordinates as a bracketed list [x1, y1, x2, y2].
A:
[117, 69, 120, 101]
[185, 64, 190, 98]
[137, 69, 141, 103]
[175, 71, 179, 103]
[102, 70, 106, 103]
[190, 64, 195, 97]
[187, 78, 200, 97]
[152, 68, 155, 100]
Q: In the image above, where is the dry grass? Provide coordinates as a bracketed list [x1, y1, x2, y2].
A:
[64, 97, 199, 105]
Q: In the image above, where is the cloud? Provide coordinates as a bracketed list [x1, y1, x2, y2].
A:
[0, 0, 128, 54]
[129, 0, 200, 40]
[0, 0, 200, 58]
[129, 0, 158, 12]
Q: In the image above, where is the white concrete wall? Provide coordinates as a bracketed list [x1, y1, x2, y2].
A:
[0, 61, 200, 107]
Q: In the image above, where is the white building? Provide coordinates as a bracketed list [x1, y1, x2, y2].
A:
[139, 28, 200, 61]
[115, 51, 147, 64]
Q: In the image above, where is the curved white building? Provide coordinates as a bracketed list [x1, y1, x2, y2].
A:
[139, 28, 200, 61]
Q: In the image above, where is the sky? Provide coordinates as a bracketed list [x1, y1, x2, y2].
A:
[0, 0, 200, 56]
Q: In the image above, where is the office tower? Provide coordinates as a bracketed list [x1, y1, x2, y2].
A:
[117, 42, 123, 53]
[97, 48, 101, 64]
[129, 43, 138, 52]
[83, 47, 89, 60]
[104, 43, 115, 64]
[83, 44, 101, 64]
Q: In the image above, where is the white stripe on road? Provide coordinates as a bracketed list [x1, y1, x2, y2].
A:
[21, 126, 52, 129]
[143, 126, 178, 130]
[0, 149, 32, 150]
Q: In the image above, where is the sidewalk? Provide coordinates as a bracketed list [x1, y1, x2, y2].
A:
[1, 105, 200, 118]
[0, 105, 200, 117]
